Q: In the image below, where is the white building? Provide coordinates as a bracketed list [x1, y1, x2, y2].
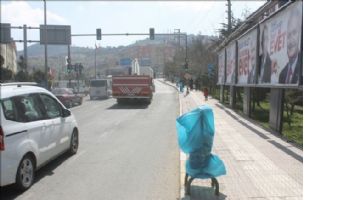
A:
[0, 41, 18, 73]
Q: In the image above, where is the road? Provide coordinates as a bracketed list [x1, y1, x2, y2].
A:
[1, 80, 180, 200]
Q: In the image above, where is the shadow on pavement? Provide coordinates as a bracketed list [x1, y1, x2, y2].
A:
[107, 99, 150, 110]
[0, 152, 72, 200]
[215, 103, 303, 163]
[181, 185, 227, 200]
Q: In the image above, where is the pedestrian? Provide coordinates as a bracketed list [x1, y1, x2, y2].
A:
[203, 87, 208, 101]
[185, 86, 190, 96]
[189, 79, 193, 91]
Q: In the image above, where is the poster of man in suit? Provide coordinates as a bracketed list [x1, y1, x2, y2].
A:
[259, 24, 272, 84]
[279, 5, 302, 84]
[217, 49, 225, 85]
[225, 41, 236, 85]
[259, 1, 302, 85]
[237, 28, 257, 84]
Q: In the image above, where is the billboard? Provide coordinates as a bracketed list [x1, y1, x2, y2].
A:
[119, 58, 132, 66]
[40, 25, 71, 45]
[237, 29, 258, 84]
[217, 49, 226, 85]
[259, 1, 302, 84]
[0, 23, 11, 43]
[225, 41, 236, 85]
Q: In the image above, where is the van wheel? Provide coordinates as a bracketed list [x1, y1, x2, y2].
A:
[69, 130, 79, 155]
[16, 155, 35, 191]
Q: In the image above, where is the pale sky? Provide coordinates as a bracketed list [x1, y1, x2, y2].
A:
[2, 1, 266, 51]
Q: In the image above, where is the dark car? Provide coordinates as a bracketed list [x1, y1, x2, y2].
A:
[52, 88, 83, 108]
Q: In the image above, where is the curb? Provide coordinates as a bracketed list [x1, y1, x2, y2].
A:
[157, 79, 186, 199]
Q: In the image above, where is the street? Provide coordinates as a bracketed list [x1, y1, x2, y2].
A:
[1, 80, 180, 200]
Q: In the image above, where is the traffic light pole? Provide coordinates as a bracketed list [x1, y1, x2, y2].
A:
[44, 0, 48, 89]
[71, 32, 188, 69]
[95, 44, 97, 79]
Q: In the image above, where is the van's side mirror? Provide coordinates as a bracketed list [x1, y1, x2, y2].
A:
[62, 109, 71, 118]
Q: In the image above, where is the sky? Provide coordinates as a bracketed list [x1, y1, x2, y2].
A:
[2, 1, 266, 51]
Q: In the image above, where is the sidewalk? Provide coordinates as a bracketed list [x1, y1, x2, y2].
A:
[160, 80, 303, 200]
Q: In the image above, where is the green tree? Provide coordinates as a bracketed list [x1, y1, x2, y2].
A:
[15, 71, 32, 82]
[15, 56, 32, 81]
[0, 55, 14, 82]
[32, 70, 46, 86]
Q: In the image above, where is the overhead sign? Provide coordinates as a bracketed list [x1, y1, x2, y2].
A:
[259, 1, 302, 84]
[40, 25, 71, 45]
[237, 28, 258, 84]
[225, 41, 236, 85]
[217, 49, 225, 85]
[0, 23, 12, 43]
[120, 58, 132, 66]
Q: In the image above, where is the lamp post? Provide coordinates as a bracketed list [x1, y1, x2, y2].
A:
[44, 0, 48, 89]
[95, 43, 97, 79]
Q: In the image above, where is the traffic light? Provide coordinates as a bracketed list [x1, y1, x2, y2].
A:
[79, 63, 83, 75]
[184, 62, 188, 70]
[96, 28, 101, 40]
[149, 28, 154, 40]
[67, 64, 72, 73]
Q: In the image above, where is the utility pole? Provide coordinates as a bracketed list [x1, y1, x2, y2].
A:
[227, 0, 232, 32]
[23, 24, 28, 71]
[44, 0, 48, 89]
[95, 43, 97, 79]
[174, 29, 180, 49]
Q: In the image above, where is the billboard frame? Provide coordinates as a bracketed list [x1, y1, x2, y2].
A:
[0, 23, 12, 43]
[40, 25, 71, 45]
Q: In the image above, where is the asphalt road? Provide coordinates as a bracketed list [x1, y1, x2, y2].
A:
[1, 80, 180, 200]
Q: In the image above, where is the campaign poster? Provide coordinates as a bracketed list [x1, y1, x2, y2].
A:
[217, 49, 225, 85]
[237, 28, 258, 84]
[225, 41, 236, 85]
[259, 1, 302, 84]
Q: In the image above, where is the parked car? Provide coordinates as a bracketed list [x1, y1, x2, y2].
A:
[0, 82, 79, 190]
[52, 88, 83, 108]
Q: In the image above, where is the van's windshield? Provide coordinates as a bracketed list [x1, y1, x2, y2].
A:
[90, 80, 107, 87]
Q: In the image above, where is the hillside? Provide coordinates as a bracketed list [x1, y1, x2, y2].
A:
[19, 34, 217, 79]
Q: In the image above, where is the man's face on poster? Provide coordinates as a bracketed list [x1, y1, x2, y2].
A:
[287, 16, 300, 60]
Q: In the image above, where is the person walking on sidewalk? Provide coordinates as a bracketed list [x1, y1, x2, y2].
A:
[203, 87, 209, 101]
[189, 78, 193, 91]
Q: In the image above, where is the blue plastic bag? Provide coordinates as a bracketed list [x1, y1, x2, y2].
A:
[176, 105, 226, 179]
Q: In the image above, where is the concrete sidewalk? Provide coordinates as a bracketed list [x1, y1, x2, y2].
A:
[160, 80, 303, 200]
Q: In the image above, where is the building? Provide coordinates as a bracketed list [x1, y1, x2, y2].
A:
[0, 41, 18, 73]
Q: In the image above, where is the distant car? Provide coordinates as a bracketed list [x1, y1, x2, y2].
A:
[52, 88, 83, 108]
[0, 82, 79, 190]
[89, 79, 111, 100]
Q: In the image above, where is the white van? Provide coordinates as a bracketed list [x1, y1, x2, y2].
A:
[89, 78, 112, 100]
[0, 82, 79, 190]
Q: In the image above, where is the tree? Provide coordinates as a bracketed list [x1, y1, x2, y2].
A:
[32, 70, 46, 86]
[163, 36, 217, 90]
[0, 67, 13, 82]
[15, 71, 32, 82]
[15, 55, 31, 81]
[284, 89, 303, 126]
[17, 55, 27, 72]
[0, 55, 14, 82]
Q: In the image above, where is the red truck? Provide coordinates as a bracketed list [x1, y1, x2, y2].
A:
[112, 75, 154, 103]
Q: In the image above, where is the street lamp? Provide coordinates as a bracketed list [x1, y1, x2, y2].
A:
[44, 0, 48, 89]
